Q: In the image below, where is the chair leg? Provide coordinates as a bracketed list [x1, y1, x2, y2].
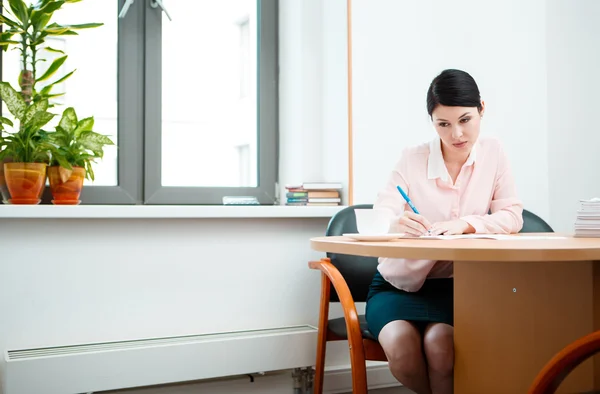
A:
[348, 333, 368, 394]
[313, 271, 331, 394]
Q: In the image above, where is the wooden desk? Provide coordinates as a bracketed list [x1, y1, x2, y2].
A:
[310, 234, 600, 394]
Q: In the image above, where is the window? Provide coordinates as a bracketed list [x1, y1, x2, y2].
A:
[0, 0, 278, 205]
[146, 0, 278, 204]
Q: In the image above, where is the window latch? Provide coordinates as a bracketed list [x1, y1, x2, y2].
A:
[150, 0, 172, 21]
[118, 0, 135, 18]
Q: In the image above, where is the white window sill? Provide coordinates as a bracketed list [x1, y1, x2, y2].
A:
[0, 205, 347, 219]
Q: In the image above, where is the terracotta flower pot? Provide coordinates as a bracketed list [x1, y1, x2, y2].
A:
[4, 162, 47, 204]
[48, 166, 85, 205]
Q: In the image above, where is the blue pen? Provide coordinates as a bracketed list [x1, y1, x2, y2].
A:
[396, 185, 420, 214]
[397, 185, 431, 235]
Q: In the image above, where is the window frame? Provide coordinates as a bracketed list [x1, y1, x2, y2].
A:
[143, 0, 279, 205]
[76, 0, 143, 204]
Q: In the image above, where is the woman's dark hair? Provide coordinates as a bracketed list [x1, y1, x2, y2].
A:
[426, 69, 482, 117]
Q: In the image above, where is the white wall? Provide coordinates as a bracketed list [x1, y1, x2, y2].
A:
[0, 217, 397, 393]
[0, 219, 324, 349]
[350, 0, 551, 223]
[278, 0, 349, 204]
[546, 0, 600, 232]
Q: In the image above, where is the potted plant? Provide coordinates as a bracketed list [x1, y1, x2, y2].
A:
[46, 107, 113, 204]
[0, 0, 102, 204]
[0, 83, 54, 204]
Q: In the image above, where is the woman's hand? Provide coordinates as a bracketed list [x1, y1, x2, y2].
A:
[396, 211, 432, 236]
[430, 219, 475, 235]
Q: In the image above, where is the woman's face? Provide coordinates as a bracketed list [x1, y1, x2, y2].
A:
[431, 103, 484, 158]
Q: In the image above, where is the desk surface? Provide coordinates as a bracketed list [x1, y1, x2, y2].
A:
[310, 234, 600, 262]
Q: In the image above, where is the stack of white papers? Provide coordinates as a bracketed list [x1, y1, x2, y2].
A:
[418, 234, 565, 240]
[574, 198, 600, 237]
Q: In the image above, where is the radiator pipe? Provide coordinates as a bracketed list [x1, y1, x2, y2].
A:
[292, 368, 304, 394]
[304, 367, 314, 394]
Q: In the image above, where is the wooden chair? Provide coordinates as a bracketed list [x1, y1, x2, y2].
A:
[309, 205, 554, 394]
[309, 204, 382, 394]
[528, 330, 600, 394]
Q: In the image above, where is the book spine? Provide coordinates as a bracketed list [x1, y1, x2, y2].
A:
[286, 192, 308, 198]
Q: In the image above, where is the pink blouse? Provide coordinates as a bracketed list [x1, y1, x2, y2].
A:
[374, 136, 523, 292]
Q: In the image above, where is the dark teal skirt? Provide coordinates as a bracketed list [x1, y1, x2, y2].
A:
[365, 271, 453, 340]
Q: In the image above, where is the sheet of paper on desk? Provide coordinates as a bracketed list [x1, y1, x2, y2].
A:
[417, 234, 568, 240]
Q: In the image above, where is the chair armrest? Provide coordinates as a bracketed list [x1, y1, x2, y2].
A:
[309, 258, 365, 355]
[528, 330, 600, 394]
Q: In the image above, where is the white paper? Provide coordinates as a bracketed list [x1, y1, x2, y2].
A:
[413, 234, 568, 240]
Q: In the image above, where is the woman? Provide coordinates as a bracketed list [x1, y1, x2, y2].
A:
[365, 69, 523, 394]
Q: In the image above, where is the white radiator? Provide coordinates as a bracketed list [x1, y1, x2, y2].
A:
[2, 325, 317, 394]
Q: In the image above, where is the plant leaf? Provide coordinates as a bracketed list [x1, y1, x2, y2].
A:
[23, 99, 48, 126]
[33, 0, 54, 9]
[0, 40, 21, 47]
[43, 25, 70, 34]
[44, 46, 64, 54]
[0, 116, 14, 127]
[45, 92, 65, 99]
[40, 84, 53, 95]
[78, 131, 114, 153]
[85, 160, 95, 181]
[51, 22, 103, 30]
[54, 153, 73, 173]
[0, 13, 21, 29]
[27, 111, 55, 131]
[47, 125, 69, 147]
[67, 22, 103, 29]
[0, 82, 26, 120]
[42, 22, 66, 30]
[43, 23, 82, 35]
[8, 0, 29, 24]
[47, 29, 78, 36]
[35, 0, 65, 15]
[58, 107, 77, 132]
[0, 30, 20, 51]
[0, 31, 17, 43]
[45, 69, 74, 88]
[74, 116, 93, 137]
[36, 55, 67, 82]
[33, 12, 52, 31]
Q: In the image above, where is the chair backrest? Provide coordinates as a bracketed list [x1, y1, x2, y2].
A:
[521, 209, 554, 233]
[326, 204, 378, 302]
[325, 206, 553, 302]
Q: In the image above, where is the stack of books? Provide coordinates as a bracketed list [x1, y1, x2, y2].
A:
[285, 182, 343, 206]
[574, 198, 600, 237]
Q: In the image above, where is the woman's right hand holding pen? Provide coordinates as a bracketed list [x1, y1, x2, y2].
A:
[397, 211, 432, 236]
[394, 185, 432, 236]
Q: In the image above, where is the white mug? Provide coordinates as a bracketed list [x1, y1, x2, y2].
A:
[354, 209, 393, 234]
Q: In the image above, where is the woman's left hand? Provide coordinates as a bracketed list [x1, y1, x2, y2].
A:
[430, 219, 474, 235]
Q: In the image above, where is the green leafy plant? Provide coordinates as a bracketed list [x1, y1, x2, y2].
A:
[0, 0, 108, 176]
[0, 82, 54, 163]
[46, 107, 114, 181]
[0, 0, 103, 105]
